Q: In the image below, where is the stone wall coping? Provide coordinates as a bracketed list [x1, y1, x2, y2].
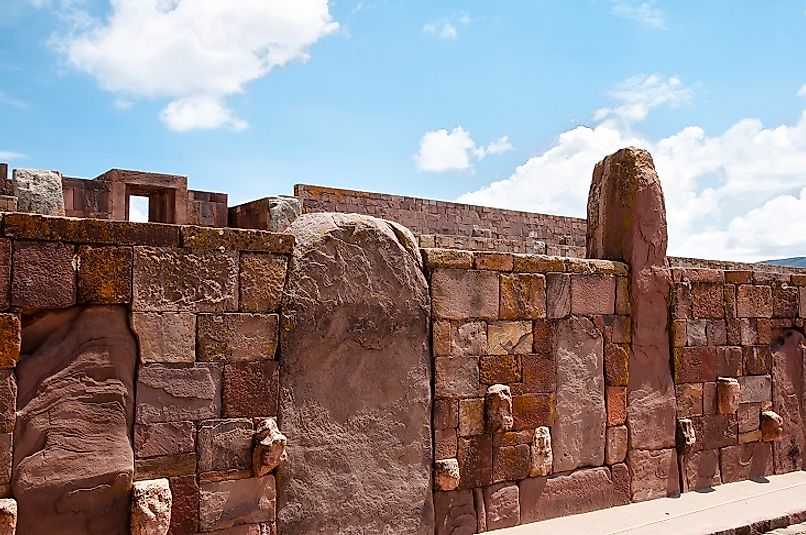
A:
[422, 247, 629, 275]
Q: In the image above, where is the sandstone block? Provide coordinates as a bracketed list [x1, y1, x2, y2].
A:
[500, 273, 546, 319]
[169, 476, 198, 534]
[451, 321, 487, 356]
[458, 435, 493, 490]
[720, 443, 773, 483]
[480, 355, 520, 385]
[604, 343, 629, 386]
[432, 321, 452, 357]
[131, 478, 172, 535]
[684, 448, 721, 491]
[132, 247, 238, 312]
[736, 403, 760, 435]
[484, 482, 520, 530]
[690, 283, 725, 318]
[492, 443, 530, 483]
[134, 421, 195, 459]
[739, 375, 772, 403]
[458, 398, 484, 437]
[0, 433, 11, 486]
[0, 373, 14, 435]
[12, 168, 64, 215]
[131, 312, 196, 364]
[628, 448, 680, 501]
[77, 246, 132, 304]
[512, 393, 554, 431]
[199, 475, 276, 532]
[703, 382, 718, 414]
[0, 315, 20, 369]
[0, 240, 9, 311]
[435, 357, 479, 399]
[737, 285, 773, 318]
[761, 411, 784, 442]
[12, 240, 75, 310]
[223, 359, 279, 418]
[771, 330, 805, 473]
[135, 453, 197, 480]
[717, 377, 741, 415]
[239, 253, 287, 313]
[546, 273, 570, 318]
[553, 316, 605, 472]
[434, 490, 476, 535]
[475, 252, 513, 271]
[180, 225, 292, 254]
[570, 274, 615, 315]
[521, 353, 554, 393]
[197, 418, 253, 474]
[686, 319, 707, 346]
[253, 418, 287, 477]
[773, 285, 799, 318]
[486, 384, 514, 434]
[432, 269, 499, 320]
[532, 319, 554, 356]
[700, 414, 738, 450]
[435, 429, 458, 460]
[197, 313, 278, 361]
[434, 399, 459, 431]
[739, 429, 763, 444]
[675, 346, 717, 383]
[434, 459, 460, 491]
[0, 499, 15, 534]
[136, 364, 222, 423]
[743, 346, 772, 375]
[3, 213, 180, 246]
[531, 426, 552, 477]
[422, 248, 474, 270]
[676, 383, 703, 418]
[606, 425, 628, 465]
[488, 321, 532, 355]
[607, 386, 627, 426]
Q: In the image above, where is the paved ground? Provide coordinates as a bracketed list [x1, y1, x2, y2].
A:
[495, 471, 806, 535]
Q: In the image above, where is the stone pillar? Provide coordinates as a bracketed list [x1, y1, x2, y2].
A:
[771, 329, 806, 473]
[587, 147, 680, 501]
[277, 213, 433, 534]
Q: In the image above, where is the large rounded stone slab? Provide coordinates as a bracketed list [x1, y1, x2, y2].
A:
[13, 306, 136, 534]
[277, 213, 433, 535]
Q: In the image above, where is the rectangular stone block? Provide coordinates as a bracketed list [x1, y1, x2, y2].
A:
[521, 353, 555, 393]
[169, 476, 199, 534]
[773, 285, 799, 318]
[434, 399, 459, 432]
[743, 346, 772, 375]
[480, 355, 520, 385]
[435, 427, 458, 459]
[432, 320, 452, 357]
[132, 247, 238, 312]
[484, 482, 520, 530]
[0, 371, 16, 434]
[706, 319, 727, 346]
[131, 312, 195, 364]
[488, 321, 532, 355]
[739, 375, 772, 403]
[0, 240, 10, 311]
[239, 253, 287, 313]
[181, 225, 293, 254]
[686, 319, 707, 346]
[492, 444, 531, 484]
[458, 398, 484, 437]
[197, 313, 279, 362]
[223, 360, 279, 418]
[546, 273, 570, 319]
[690, 283, 725, 318]
[628, 448, 680, 502]
[737, 284, 773, 318]
[450, 322, 487, 357]
[134, 421, 195, 458]
[0, 433, 11, 486]
[0, 314, 20, 368]
[676, 383, 703, 418]
[737, 403, 760, 434]
[675, 347, 716, 383]
[606, 426, 627, 465]
[570, 274, 615, 315]
[605, 344, 629, 386]
[499, 273, 546, 320]
[457, 435, 493, 490]
[532, 319, 554, 357]
[435, 357, 480, 399]
[197, 418, 253, 473]
[720, 442, 773, 483]
[199, 475, 276, 532]
[512, 254, 565, 273]
[606, 386, 627, 426]
[475, 253, 513, 271]
[12, 240, 75, 310]
[135, 453, 197, 480]
[77, 246, 132, 304]
[434, 490, 476, 535]
[136, 364, 222, 423]
[512, 393, 554, 431]
[684, 448, 721, 491]
[700, 414, 738, 450]
[422, 248, 474, 270]
[615, 277, 630, 315]
[431, 269, 499, 320]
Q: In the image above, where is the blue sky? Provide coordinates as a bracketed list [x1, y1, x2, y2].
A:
[1, 0, 806, 261]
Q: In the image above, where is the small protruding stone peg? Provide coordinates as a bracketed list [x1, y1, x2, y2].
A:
[676, 418, 696, 456]
[253, 417, 288, 477]
[531, 426, 552, 477]
[434, 458, 460, 491]
[761, 411, 784, 442]
[130, 479, 172, 535]
[717, 377, 741, 415]
[485, 384, 513, 434]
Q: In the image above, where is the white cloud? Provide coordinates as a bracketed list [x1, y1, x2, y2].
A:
[0, 90, 29, 109]
[459, 77, 806, 262]
[610, 0, 666, 28]
[0, 151, 25, 161]
[414, 127, 514, 173]
[594, 74, 693, 125]
[423, 12, 471, 39]
[48, 0, 338, 131]
[798, 84, 806, 98]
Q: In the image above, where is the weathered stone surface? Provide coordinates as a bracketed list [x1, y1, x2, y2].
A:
[739, 374, 772, 404]
[136, 364, 222, 423]
[0, 433, 11, 487]
[531, 426, 552, 477]
[422, 249, 474, 270]
[0, 240, 9, 311]
[738, 403, 761, 434]
[434, 491, 476, 535]
[687, 319, 707, 346]
[700, 414, 738, 450]
[500, 273, 546, 320]
[676, 383, 703, 417]
[0, 372, 14, 435]
[12, 240, 75, 310]
[480, 355, 520, 385]
[761, 411, 784, 443]
[607, 386, 627, 426]
[512, 393, 554, 431]
[492, 443, 530, 483]
[475, 252, 513, 271]
[266, 196, 302, 232]
[553, 316, 605, 472]
[77, 246, 132, 304]
[0, 499, 16, 534]
[737, 285, 773, 318]
[684, 448, 721, 491]
[12, 168, 65, 215]
[720, 442, 774, 483]
[131, 312, 196, 364]
[197, 313, 279, 361]
[606, 425, 628, 465]
[486, 384, 514, 433]
[605, 343, 629, 386]
[628, 448, 680, 501]
[484, 482, 520, 530]
[522, 353, 554, 393]
[239, 253, 288, 313]
[570, 274, 616, 315]
[253, 418, 287, 477]
[197, 419, 253, 474]
[132, 247, 238, 312]
[718, 377, 741, 415]
[676, 418, 697, 456]
[13, 306, 136, 534]
[434, 459, 460, 491]
[131, 478, 172, 535]
[169, 476, 198, 534]
[223, 359, 279, 418]
[0, 315, 20, 369]
[458, 398, 484, 437]
[451, 321, 487, 356]
[546, 273, 571, 319]
[199, 475, 276, 532]
[432, 269, 499, 320]
[135, 453, 196, 481]
[488, 321, 532, 355]
[436, 357, 479, 399]
[134, 421, 195, 459]
[519, 465, 630, 523]
[277, 213, 433, 534]
[458, 435, 493, 490]
[771, 329, 806, 471]
[587, 148, 677, 451]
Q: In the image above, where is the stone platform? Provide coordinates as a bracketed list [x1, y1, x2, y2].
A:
[495, 471, 806, 535]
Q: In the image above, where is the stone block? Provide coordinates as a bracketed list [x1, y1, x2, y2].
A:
[483, 482, 520, 530]
[432, 321, 452, 357]
[486, 385, 514, 434]
[432, 269, 499, 320]
[739, 375, 772, 404]
[181, 226, 293, 254]
[531, 427, 552, 477]
[434, 399, 459, 431]
[720, 442, 773, 483]
[773, 285, 799, 318]
[475, 253, 513, 271]
[435, 357, 480, 399]
[252, 418, 287, 478]
[570, 274, 615, 315]
[532, 319, 554, 357]
[199, 475, 276, 532]
[458, 398, 484, 437]
[737, 285, 773, 318]
[676, 383, 703, 417]
[500, 273, 546, 319]
[488, 321, 532, 355]
[451, 322, 487, 356]
[3, 213, 180, 246]
[12, 168, 64, 215]
[546, 273, 570, 318]
[197, 313, 279, 362]
[480, 355, 520, 385]
[0, 499, 15, 534]
[197, 418, 254, 474]
[512, 393, 554, 431]
[0, 433, 11, 487]
[131, 312, 196, 364]
[521, 353, 554, 393]
[435, 428, 458, 462]
[135, 454, 197, 480]
[130, 478, 172, 535]
[422, 249, 474, 270]
[0, 372, 15, 434]
[615, 277, 630, 315]
[0, 315, 20, 369]
[717, 377, 741, 415]
[725, 270, 753, 284]
[223, 360, 279, 418]
[737, 403, 761, 434]
[513, 254, 565, 273]
[703, 382, 717, 415]
[0, 240, 9, 311]
[739, 429, 762, 444]
[492, 444, 530, 483]
[132, 247, 238, 312]
[433, 490, 476, 535]
[434, 459, 460, 491]
[604, 344, 629, 386]
[136, 364, 222, 423]
[628, 448, 680, 501]
[717, 346, 743, 377]
[12, 240, 75, 310]
[134, 421, 195, 459]
[606, 426, 628, 465]
[686, 319, 707, 346]
[607, 386, 627, 426]
[700, 414, 738, 450]
[169, 476, 199, 534]
[684, 448, 721, 491]
[77, 246, 132, 304]
[743, 346, 771, 376]
[675, 346, 717, 383]
[690, 283, 725, 318]
[239, 253, 287, 313]
[707, 320, 727, 346]
[457, 435, 493, 489]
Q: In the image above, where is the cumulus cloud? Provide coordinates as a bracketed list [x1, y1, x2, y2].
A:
[610, 0, 666, 28]
[459, 76, 806, 262]
[594, 74, 693, 126]
[414, 127, 514, 173]
[47, 0, 338, 131]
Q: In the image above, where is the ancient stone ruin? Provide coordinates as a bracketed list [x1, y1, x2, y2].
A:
[0, 148, 803, 533]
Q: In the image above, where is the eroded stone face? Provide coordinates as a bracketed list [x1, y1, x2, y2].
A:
[253, 418, 287, 478]
[531, 426, 552, 477]
[131, 478, 172, 535]
[434, 459, 460, 492]
[485, 384, 514, 434]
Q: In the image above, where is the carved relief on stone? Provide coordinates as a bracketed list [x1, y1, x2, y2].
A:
[717, 377, 741, 415]
[434, 459, 460, 491]
[530, 426, 552, 477]
[252, 418, 288, 478]
[761, 411, 784, 443]
[130, 479, 172, 535]
[676, 418, 696, 456]
[485, 384, 513, 434]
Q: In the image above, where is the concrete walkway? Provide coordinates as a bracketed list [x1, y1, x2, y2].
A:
[496, 471, 806, 535]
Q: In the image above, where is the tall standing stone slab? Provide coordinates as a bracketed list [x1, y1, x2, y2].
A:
[552, 316, 606, 472]
[12, 169, 65, 216]
[278, 213, 433, 534]
[771, 329, 806, 473]
[13, 306, 136, 534]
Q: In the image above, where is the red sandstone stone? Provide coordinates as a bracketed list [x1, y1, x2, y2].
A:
[532, 319, 554, 357]
[737, 285, 773, 318]
[684, 448, 721, 491]
[432, 321, 452, 357]
[0, 315, 20, 369]
[2, 213, 180, 246]
[500, 273, 546, 319]
[743, 346, 772, 375]
[738, 375, 772, 403]
[605, 343, 629, 386]
[136, 364, 222, 423]
[686, 319, 707, 346]
[707, 319, 727, 345]
[570, 274, 616, 315]
[484, 482, 520, 530]
[615, 277, 630, 315]
[239, 253, 288, 313]
[699, 414, 738, 450]
[223, 360, 279, 418]
[675, 346, 717, 383]
[475, 252, 513, 271]
[0, 371, 15, 434]
[435, 357, 480, 399]
[737, 403, 761, 434]
[676, 383, 703, 417]
[134, 421, 195, 459]
[431, 269, 499, 320]
[479, 355, 520, 385]
[135, 453, 197, 480]
[488, 321, 532, 355]
[435, 428, 458, 460]
[512, 393, 554, 431]
[434, 490, 476, 535]
[169, 476, 199, 534]
[197, 418, 253, 474]
[12, 240, 75, 310]
[458, 398, 484, 437]
[0, 240, 10, 311]
[199, 475, 276, 532]
[197, 313, 279, 362]
[131, 312, 196, 364]
[457, 435, 493, 490]
[512, 254, 565, 273]
[77, 246, 132, 304]
[521, 353, 555, 393]
[433, 399, 459, 431]
[725, 271, 753, 284]
[492, 444, 531, 483]
[720, 442, 773, 483]
[690, 283, 725, 318]
[422, 249, 475, 270]
[772, 330, 806, 473]
[607, 386, 627, 426]
[606, 426, 628, 465]
[773, 285, 799, 318]
[546, 273, 571, 318]
[182, 225, 293, 254]
[450, 322, 487, 356]
[628, 448, 680, 501]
